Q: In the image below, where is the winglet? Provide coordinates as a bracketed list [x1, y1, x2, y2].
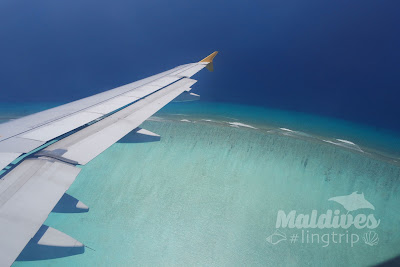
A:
[199, 51, 218, 72]
[200, 51, 218, 63]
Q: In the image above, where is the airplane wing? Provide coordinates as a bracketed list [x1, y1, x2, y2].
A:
[0, 51, 218, 266]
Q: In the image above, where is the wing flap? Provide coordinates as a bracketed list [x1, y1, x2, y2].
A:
[0, 64, 196, 151]
[41, 78, 197, 165]
[0, 62, 206, 155]
[0, 158, 81, 266]
[0, 63, 193, 142]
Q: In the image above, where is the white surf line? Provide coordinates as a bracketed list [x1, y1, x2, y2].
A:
[279, 127, 294, 132]
[336, 139, 356, 145]
[227, 122, 258, 129]
[180, 119, 191, 123]
[278, 127, 313, 138]
[322, 139, 364, 153]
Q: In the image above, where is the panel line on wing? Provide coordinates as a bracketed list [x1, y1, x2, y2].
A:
[0, 64, 194, 144]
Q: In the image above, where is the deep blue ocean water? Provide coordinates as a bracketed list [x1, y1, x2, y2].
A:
[1, 102, 399, 266]
[1, 1, 400, 133]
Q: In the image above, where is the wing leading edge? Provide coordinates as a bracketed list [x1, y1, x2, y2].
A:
[0, 52, 218, 266]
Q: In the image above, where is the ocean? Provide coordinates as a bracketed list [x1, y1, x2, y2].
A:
[2, 102, 399, 266]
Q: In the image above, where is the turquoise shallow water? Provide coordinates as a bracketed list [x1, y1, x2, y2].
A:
[2, 102, 400, 266]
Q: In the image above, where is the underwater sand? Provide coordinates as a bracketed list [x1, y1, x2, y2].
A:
[3, 102, 399, 266]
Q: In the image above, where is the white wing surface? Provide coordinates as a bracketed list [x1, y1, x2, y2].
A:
[0, 51, 218, 266]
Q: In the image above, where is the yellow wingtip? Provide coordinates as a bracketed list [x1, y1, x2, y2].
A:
[199, 51, 219, 63]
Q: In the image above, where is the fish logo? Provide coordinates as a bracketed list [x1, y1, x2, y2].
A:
[266, 229, 287, 245]
[329, 192, 375, 213]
